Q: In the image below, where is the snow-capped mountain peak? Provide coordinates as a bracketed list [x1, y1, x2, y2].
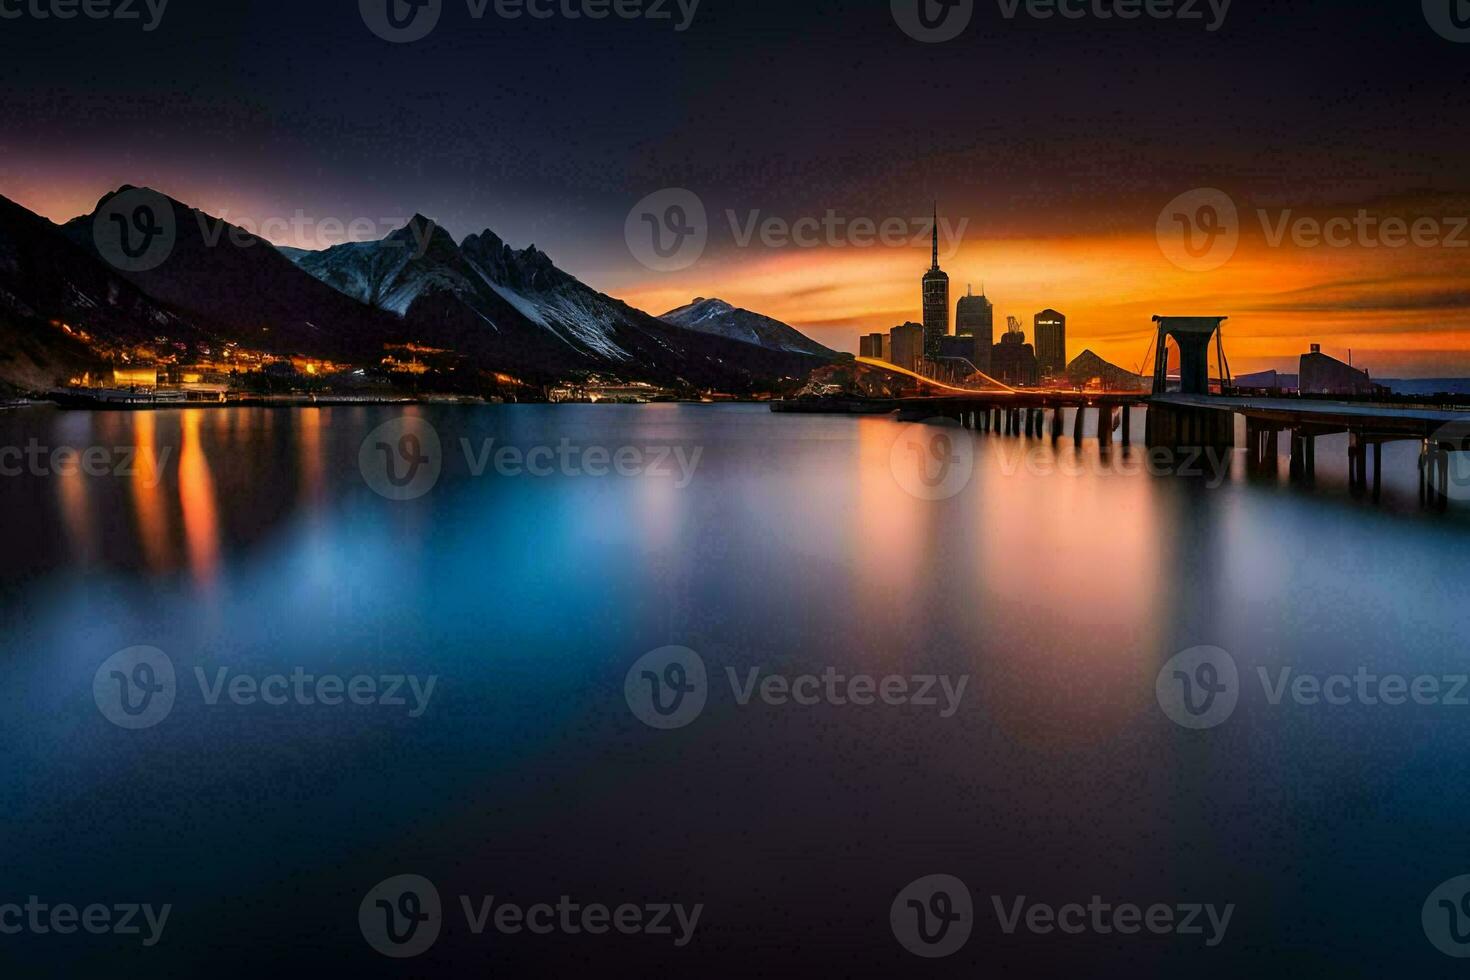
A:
[660, 298, 834, 357]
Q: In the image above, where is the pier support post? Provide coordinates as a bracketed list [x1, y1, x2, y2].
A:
[1051, 408, 1062, 440]
[1371, 441, 1382, 502]
[1098, 407, 1114, 447]
[1348, 432, 1366, 494]
[1121, 404, 1132, 447]
[1073, 404, 1085, 445]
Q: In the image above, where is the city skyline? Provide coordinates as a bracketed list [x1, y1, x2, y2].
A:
[11, 178, 1465, 380]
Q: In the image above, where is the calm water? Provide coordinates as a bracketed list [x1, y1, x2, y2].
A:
[2, 403, 1468, 976]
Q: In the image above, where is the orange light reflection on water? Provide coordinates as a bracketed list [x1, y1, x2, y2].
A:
[179, 411, 220, 586]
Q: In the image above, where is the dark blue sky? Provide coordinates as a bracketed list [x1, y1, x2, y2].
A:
[2, 0, 1468, 297]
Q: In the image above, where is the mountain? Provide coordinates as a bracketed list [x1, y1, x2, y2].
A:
[659, 298, 834, 357]
[0, 193, 213, 389]
[61, 187, 405, 361]
[0, 187, 834, 393]
[287, 219, 836, 389]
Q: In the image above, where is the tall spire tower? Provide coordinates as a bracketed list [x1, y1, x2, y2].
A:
[931, 202, 940, 271]
[921, 202, 951, 359]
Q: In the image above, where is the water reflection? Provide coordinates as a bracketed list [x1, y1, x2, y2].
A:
[1, 404, 1469, 977]
[179, 410, 220, 586]
[130, 411, 173, 573]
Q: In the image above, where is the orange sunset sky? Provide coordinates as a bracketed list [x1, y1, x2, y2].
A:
[614, 203, 1470, 381]
[11, 177, 1470, 381]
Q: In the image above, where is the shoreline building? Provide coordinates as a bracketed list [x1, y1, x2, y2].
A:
[889, 322, 926, 372]
[1300, 344, 1375, 396]
[859, 332, 886, 359]
[921, 205, 950, 359]
[956, 285, 994, 374]
[1034, 309, 1066, 379]
[991, 316, 1039, 386]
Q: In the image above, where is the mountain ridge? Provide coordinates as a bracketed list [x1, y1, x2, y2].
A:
[0, 187, 834, 392]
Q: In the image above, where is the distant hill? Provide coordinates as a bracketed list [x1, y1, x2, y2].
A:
[660, 297, 835, 358]
[1066, 349, 1150, 392]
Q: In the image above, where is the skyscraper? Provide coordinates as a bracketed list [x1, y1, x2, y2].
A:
[956, 285, 994, 374]
[1034, 309, 1066, 378]
[889, 322, 926, 372]
[991, 316, 1039, 386]
[921, 205, 950, 360]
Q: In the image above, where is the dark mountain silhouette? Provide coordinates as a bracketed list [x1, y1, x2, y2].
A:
[60, 187, 404, 361]
[0, 188, 834, 392]
[0, 193, 213, 388]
